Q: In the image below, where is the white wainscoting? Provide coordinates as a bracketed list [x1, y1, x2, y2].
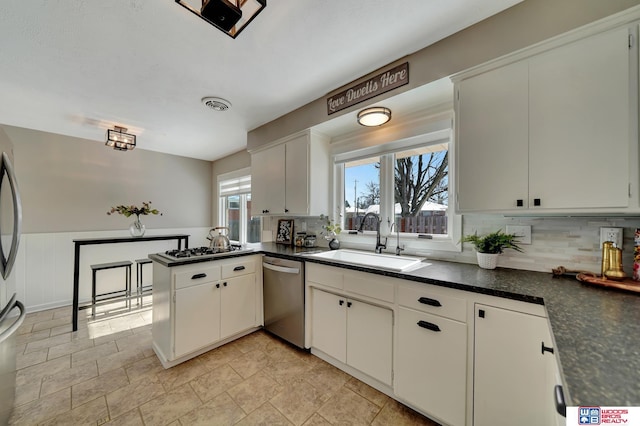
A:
[13, 228, 211, 313]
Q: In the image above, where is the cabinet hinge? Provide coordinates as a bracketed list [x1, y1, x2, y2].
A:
[629, 34, 634, 49]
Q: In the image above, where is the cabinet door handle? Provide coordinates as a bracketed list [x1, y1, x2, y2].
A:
[417, 320, 441, 332]
[339, 300, 344, 306]
[192, 273, 207, 279]
[554, 385, 566, 417]
[233, 266, 245, 271]
[223, 282, 227, 287]
[541, 342, 554, 355]
[285, 208, 289, 213]
[516, 199, 524, 207]
[533, 198, 541, 206]
[347, 301, 352, 308]
[216, 283, 220, 288]
[262, 209, 269, 214]
[478, 309, 485, 318]
[418, 297, 442, 307]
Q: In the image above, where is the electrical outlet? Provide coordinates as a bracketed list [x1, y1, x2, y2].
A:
[506, 225, 532, 245]
[600, 227, 623, 249]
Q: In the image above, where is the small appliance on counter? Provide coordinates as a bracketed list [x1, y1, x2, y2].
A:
[295, 232, 306, 247]
[304, 234, 316, 248]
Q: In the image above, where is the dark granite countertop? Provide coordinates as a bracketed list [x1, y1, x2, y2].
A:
[151, 242, 640, 406]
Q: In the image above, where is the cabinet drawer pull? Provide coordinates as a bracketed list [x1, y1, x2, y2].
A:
[233, 266, 246, 271]
[554, 385, 566, 417]
[216, 283, 220, 288]
[541, 342, 554, 355]
[192, 273, 207, 279]
[417, 320, 441, 332]
[347, 301, 352, 308]
[418, 297, 442, 307]
[339, 300, 344, 306]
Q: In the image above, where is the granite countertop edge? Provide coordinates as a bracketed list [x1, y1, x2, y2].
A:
[150, 242, 640, 407]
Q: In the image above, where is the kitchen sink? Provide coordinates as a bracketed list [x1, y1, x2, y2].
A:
[306, 249, 427, 272]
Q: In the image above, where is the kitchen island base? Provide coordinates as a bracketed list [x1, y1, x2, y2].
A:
[151, 254, 263, 369]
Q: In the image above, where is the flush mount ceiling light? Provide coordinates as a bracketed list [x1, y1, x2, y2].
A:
[105, 126, 136, 151]
[176, 0, 267, 39]
[357, 107, 392, 127]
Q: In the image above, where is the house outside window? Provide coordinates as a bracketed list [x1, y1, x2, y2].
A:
[218, 168, 260, 244]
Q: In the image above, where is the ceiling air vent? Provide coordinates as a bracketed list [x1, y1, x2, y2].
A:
[202, 97, 232, 112]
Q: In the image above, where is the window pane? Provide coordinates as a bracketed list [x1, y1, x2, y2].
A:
[394, 145, 448, 235]
[246, 194, 260, 243]
[344, 156, 380, 231]
[225, 195, 240, 241]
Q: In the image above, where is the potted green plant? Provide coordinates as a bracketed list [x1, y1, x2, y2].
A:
[321, 214, 342, 250]
[461, 230, 523, 269]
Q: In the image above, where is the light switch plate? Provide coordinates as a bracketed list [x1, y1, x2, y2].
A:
[506, 225, 532, 245]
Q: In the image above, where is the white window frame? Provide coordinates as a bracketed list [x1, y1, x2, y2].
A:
[218, 167, 256, 245]
[330, 109, 461, 254]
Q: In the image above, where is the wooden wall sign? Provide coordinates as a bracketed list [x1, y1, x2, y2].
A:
[326, 62, 409, 115]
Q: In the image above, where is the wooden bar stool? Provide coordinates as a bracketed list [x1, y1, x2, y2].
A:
[90, 260, 132, 317]
[135, 258, 153, 305]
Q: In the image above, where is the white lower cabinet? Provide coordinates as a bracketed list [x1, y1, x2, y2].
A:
[395, 307, 467, 426]
[174, 281, 221, 358]
[311, 288, 393, 385]
[474, 304, 558, 426]
[152, 255, 261, 368]
[220, 274, 256, 339]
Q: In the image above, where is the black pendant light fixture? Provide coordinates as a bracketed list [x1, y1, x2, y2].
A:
[175, 0, 267, 39]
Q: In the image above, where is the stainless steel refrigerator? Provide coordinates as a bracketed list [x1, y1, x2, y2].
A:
[0, 126, 25, 425]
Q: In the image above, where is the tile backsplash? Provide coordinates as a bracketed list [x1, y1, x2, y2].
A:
[266, 215, 640, 276]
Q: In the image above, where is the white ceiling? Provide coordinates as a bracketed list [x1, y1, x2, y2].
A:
[0, 0, 522, 161]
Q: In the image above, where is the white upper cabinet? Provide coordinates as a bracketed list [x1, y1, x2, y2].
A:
[251, 144, 285, 215]
[251, 130, 330, 216]
[528, 27, 630, 210]
[455, 25, 636, 214]
[456, 61, 529, 212]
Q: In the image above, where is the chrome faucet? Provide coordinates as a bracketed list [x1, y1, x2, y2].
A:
[358, 212, 387, 254]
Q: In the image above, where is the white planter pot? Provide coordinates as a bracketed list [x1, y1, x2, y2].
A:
[476, 252, 499, 270]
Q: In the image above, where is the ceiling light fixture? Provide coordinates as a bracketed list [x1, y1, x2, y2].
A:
[105, 126, 136, 151]
[175, 0, 267, 39]
[357, 107, 392, 127]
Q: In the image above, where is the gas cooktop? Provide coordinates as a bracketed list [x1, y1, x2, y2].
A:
[155, 245, 254, 262]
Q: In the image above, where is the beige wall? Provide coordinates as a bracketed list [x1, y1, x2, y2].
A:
[248, 0, 640, 149]
[211, 149, 251, 226]
[3, 125, 212, 233]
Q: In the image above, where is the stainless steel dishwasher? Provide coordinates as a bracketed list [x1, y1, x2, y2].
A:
[262, 256, 305, 348]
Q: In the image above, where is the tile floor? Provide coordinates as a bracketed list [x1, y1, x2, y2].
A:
[9, 298, 439, 425]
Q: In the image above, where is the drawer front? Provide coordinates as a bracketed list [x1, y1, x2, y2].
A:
[175, 265, 221, 290]
[306, 263, 343, 289]
[221, 258, 256, 278]
[398, 283, 467, 322]
[344, 271, 395, 303]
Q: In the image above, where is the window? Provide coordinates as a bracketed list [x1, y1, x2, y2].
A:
[394, 144, 448, 235]
[344, 156, 380, 232]
[332, 114, 461, 253]
[218, 168, 260, 244]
